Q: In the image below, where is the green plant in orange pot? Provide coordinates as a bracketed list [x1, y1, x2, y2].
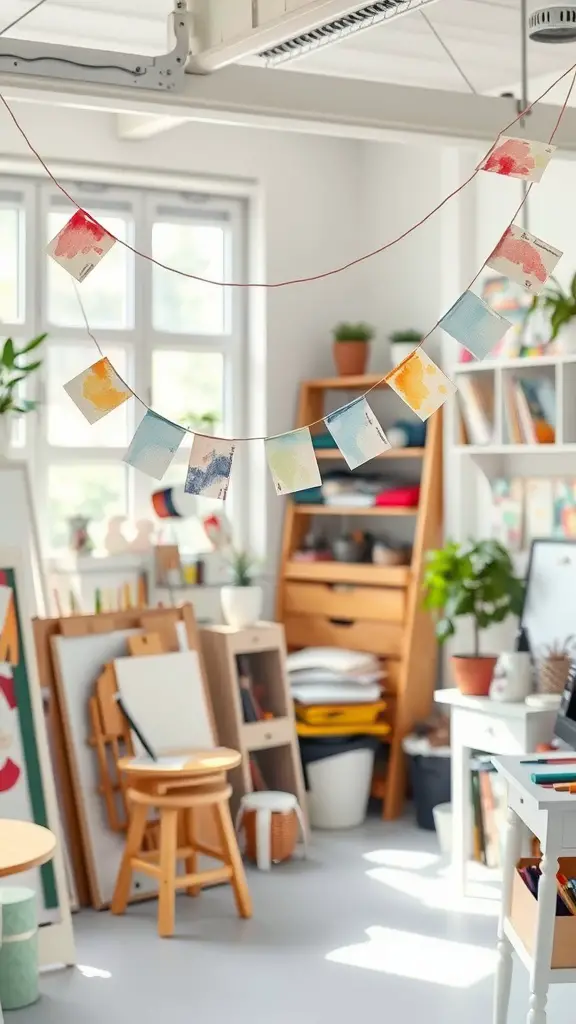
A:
[332, 322, 374, 377]
[422, 539, 525, 696]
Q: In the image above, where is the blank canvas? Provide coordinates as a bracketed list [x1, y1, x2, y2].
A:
[114, 651, 214, 754]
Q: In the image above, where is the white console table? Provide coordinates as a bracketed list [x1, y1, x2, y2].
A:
[435, 689, 557, 896]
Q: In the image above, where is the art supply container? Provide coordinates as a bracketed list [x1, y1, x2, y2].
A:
[0, 887, 39, 1009]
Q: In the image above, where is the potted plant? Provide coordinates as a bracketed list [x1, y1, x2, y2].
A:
[389, 329, 422, 366]
[526, 274, 576, 353]
[422, 539, 525, 696]
[181, 411, 219, 435]
[221, 548, 263, 628]
[0, 334, 46, 458]
[332, 322, 374, 376]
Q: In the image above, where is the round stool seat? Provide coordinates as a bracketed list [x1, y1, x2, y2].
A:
[240, 791, 298, 814]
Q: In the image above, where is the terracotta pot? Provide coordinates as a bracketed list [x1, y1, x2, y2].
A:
[451, 655, 498, 697]
[333, 341, 369, 376]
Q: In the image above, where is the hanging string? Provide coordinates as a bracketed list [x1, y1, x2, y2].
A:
[71, 67, 576, 443]
[0, 0, 49, 38]
[1, 58, 576, 290]
[419, 11, 478, 95]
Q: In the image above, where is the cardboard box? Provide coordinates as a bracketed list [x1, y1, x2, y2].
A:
[511, 857, 576, 969]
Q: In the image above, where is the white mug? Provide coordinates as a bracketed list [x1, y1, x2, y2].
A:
[489, 652, 533, 703]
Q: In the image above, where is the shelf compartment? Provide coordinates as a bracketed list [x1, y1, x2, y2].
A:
[284, 561, 410, 587]
[292, 504, 418, 516]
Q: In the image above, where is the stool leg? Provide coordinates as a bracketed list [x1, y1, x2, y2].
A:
[111, 802, 148, 915]
[185, 808, 200, 897]
[158, 807, 179, 938]
[214, 799, 252, 920]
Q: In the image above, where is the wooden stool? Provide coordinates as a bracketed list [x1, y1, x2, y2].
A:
[111, 750, 252, 937]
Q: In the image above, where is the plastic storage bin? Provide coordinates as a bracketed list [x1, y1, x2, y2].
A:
[0, 887, 39, 1010]
[300, 737, 379, 829]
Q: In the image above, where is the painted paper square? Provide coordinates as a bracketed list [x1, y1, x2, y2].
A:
[63, 357, 132, 424]
[265, 427, 321, 495]
[123, 410, 185, 480]
[185, 435, 236, 500]
[480, 136, 555, 183]
[487, 224, 562, 294]
[440, 290, 511, 360]
[46, 210, 116, 282]
[325, 397, 390, 470]
[387, 349, 457, 422]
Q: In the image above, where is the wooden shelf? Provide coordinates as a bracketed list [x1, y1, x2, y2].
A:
[293, 504, 418, 516]
[285, 561, 410, 587]
[304, 373, 389, 390]
[313, 448, 425, 460]
[456, 444, 576, 455]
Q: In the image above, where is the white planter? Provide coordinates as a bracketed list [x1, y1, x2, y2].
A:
[221, 585, 263, 628]
[556, 320, 576, 354]
[391, 341, 420, 367]
[0, 417, 11, 460]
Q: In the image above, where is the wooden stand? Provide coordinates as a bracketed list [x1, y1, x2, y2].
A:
[275, 374, 443, 820]
[200, 623, 307, 820]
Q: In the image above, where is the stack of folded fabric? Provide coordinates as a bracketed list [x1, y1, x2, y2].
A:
[322, 473, 382, 508]
[287, 647, 386, 731]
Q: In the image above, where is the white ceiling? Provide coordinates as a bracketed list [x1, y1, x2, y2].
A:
[3, 0, 576, 98]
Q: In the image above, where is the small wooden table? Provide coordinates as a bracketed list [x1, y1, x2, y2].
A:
[493, 752, 576, 1024]
[0, 820, 56, 878]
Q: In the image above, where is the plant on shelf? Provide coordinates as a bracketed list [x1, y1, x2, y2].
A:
[332, 321, 375, 377]
[538, 636, 575, 696]
[526, 273, 576, 351]
[422, 538, 525, 696]
[0, 334, 46, 456]
[221, 547, 263, 629]
[389, 328, 422, 366]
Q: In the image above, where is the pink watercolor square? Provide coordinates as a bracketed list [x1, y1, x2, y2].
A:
[46, 210, 116, 282]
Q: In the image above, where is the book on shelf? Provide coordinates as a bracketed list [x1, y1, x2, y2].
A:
[490, 478, 523, 551]
[471, 758, 509, 868]
[457, 375, 493, 446]
[505, 375, 556, 445]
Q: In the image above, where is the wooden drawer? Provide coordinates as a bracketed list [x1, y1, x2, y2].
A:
[454, 708, 525, 755]
[242, 717, 293, 752]
[225, 624, 284, 654]
[384, 659, 402, 692]
[284, 583, 405, 622]
[285, 615, 403, 658]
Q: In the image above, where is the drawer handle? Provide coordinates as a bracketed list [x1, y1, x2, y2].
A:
[329, 618, 354, 627]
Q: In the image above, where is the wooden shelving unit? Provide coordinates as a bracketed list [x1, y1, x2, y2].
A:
[199, 623, 307, 820]
[276, 373, 443, 821]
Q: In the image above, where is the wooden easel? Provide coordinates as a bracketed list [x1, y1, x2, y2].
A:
[33, 605, 216, 908]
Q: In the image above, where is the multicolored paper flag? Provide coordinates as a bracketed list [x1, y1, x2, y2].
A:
[265, 427, 321, 495]
[387, 349, 457, 422]
[325, 397, 390, 470]
[46, 210, 116, 282]
[123, 409, 185, 480]
[63, 357, 132, 424]
[185, 435, 236, 500]
[480, 136, 555, 183]
[487, 224, 562, 294]
[440, 290, 511, 360]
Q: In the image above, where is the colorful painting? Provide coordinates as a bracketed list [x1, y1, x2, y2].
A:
[487, 224, 562, 295]
[325, 397, 390, 470]
[554, 480, 576, 538]
[46, 210, 116, 282]
[265, 427, 322, 495]
[185, 435, 236, 499]
[481, 136, 555, 183]
[490, 479, 523, 552]
[63, 357, 132, 424]
[0, 569, 58, 913]
[525, 478, 553, 543]
[386, 349, 457, 422]
[440, 290, 511, 360]
[123, 410, 185, 480]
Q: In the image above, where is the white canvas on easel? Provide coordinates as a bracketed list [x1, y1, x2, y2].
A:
[0, 546, 74, 968]
[114, 651, 215, 754]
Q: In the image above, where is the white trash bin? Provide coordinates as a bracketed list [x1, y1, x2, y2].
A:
[307, 747, 376, 829]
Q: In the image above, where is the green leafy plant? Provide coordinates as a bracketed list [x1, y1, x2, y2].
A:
[422, 539, 524, 657]
[0, 334, 46, 415]
[227, 549, 257, 587]
[389, 329, 422, 344]
[181, 410, 220, 430]
[526, 274, 576, 340]
[332, 322, 374, 343]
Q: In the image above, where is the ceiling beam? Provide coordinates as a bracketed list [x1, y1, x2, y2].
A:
[116, 113, 189, 140]
[1, 64, 575, 151]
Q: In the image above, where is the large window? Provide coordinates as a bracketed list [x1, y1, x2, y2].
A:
[0, 178, 246, 554]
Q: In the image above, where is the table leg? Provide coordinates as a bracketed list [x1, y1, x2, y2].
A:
[527, 847, 558, 1024]
[451, 723, 471, 897]
[493, 807, 522, 1024]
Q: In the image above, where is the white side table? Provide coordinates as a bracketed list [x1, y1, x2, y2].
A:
[435, 689, 556, 896]
[492, 752, 576, 1024]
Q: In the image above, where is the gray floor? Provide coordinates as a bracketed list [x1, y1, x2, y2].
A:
[18, 816, 574, 1023]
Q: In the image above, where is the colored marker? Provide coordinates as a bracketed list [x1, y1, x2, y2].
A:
[522, 757, 576, 766]
[532, 770, 576, 785]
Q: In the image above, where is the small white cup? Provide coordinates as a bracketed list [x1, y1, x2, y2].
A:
[489, 652, 533, 703]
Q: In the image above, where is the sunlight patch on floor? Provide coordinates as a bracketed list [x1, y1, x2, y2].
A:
[77, 965, 112, 979]
[362, 849, 440, 870]
[326, 926, 497, 987]
[366, 865, 500, 917]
